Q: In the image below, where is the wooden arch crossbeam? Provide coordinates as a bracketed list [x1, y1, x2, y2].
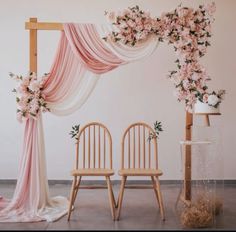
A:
[25, 18, 63, 73]
[25, 17, 217, 204]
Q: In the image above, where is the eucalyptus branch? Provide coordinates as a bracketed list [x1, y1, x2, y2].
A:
[69, 124, 80, 142]
[148, 121, 163, 142]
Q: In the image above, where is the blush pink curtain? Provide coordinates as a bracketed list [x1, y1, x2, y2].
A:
[63, 23, 125, 74]
[0, 23, 158, 222]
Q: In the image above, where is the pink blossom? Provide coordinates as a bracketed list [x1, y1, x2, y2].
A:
[104, 3, 216, 110]
[144, 23, 152, 31]
[143, 11, 150, 18]
[177, 7, 189, 18]
[136, 24, 144, 31]
[105, 11, 116, 23]
[135, 17, 142, 24]
[127, 19, 136, 28]
[205, 2, 216, 16]
[182, 79, 191, 90]
[191, 73, 200, 81]
[22, 77, 30, 86]
[12, 72, 49, 122]
[17, 85, 27, 94]
[203, 94, 209, 103]
[205, 24, 212, 33]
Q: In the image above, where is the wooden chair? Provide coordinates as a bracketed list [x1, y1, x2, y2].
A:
[67, 122, 116, 221]
[116, 122, 165, 221]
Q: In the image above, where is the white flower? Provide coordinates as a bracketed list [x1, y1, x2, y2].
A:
[207, 94, 219, 106]
[28, 80, 41, 92]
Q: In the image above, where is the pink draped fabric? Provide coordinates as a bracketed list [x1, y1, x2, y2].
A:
[0, 24, 125, 222]
[0, 117, 51, 222]
[63, 23, 125, 74]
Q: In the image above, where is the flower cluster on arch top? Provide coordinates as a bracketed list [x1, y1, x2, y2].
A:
[104, 2, 225, 112]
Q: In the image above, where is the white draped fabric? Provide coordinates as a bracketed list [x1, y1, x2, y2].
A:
[96, 25, 159, 61]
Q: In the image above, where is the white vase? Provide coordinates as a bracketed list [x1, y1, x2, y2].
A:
[194, 100, 220, 114]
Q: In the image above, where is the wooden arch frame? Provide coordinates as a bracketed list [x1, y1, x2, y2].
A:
[25, 17, 219, 204]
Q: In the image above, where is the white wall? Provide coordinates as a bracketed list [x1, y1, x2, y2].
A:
[0, 0, 235, 180]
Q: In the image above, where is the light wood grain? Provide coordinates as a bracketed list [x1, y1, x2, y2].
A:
[118, 168, 162, 176]
[25, 21, 63, 30]
[71, 168, 114, 176]
[68, 122, 115, 221]
[116, 176, 127, 220]
[118, 122, 165, 221]
[184, 112, 193, 201]
[29, 18, 37, 73]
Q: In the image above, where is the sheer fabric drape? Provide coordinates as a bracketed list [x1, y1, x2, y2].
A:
[0, 23, 159, 222]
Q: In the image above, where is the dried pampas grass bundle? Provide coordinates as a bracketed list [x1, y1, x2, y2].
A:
[181, 204, 213, 228]
[180, 194, 223, 228]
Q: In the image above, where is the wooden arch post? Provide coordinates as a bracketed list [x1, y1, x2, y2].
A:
[26, 17, 194, 202]
[29, 18, 37, 73]
[184, 111, 193, 201]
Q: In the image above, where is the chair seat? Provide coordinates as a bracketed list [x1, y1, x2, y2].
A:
[71, 168, 114, 176]
[118, 168, 163, 176]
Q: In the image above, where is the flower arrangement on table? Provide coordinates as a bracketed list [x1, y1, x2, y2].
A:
[10, 72, 50, 122]
[196, 89, 226, 108]
[104, 3, 225, 112]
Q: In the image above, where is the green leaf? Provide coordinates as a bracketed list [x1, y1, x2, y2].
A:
[70, 124, 80, 142]
[148, 121, 164, 141]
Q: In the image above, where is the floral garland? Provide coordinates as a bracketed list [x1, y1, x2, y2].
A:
[104, 3, 224, 112]
[10, 72, 50, 122]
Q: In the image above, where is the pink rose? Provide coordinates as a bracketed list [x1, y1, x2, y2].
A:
[127, 19, 136, 28]
[144, 23, 152, 31]
[17, 85, 27, 94]
[182, 80, 191, 90]
[203, 94, 209, 103]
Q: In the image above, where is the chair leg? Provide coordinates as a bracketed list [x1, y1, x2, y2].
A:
[115, 191, 120, 208]
[154, 176, 165, 221]
[72, 176, 81, 206]
[151, 176, 160, 210]
[116, 176, 127, 221]
[110, 181, 117, 209]
[106, 176, 116, 220]
[67, 176, 77, 221]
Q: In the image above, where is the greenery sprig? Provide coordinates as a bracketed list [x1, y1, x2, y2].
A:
[69, 124, 80, 142]
[148, 121, 163, 142]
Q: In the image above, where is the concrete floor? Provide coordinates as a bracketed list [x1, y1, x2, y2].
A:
[0, 182, 235, 230]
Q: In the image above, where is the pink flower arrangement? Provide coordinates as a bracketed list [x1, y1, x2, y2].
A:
[197, 89, 226, 108]
[104, 3, 221, 112]
[105, 6, 157, 46]
[10, 72, 50, 122]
